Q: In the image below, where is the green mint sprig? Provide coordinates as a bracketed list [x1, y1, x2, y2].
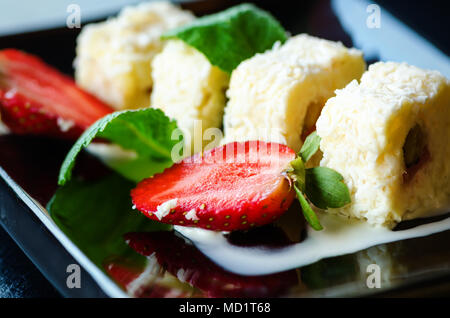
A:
[288, 132, 351, 230]
[48, 173, 170, 269]
[162, 3, 287, 74]
[58, 108, 180, 185]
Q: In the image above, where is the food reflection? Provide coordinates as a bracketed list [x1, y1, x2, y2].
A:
[118, 231, 299, 298]
[356, 244, 406, 289]
[104, 255, 200, 298]
[298, 244, 403, 295]
[225, 203, 306, 248]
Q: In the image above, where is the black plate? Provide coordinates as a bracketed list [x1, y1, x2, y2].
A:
[1, 0, 449, 297]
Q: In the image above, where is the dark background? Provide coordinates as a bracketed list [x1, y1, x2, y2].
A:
[0, 0, 449, 297]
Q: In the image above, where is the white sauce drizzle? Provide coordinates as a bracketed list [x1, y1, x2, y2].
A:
[175, 211, 450, 276]
[86, 143, 138, 162]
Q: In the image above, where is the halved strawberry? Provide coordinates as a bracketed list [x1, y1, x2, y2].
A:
[131, 141, 296, 231]
[0, 49, 113, 139]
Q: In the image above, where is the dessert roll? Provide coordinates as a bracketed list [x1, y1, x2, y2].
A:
[74, 2, 194, 109]
[150, 40, 229, 152]
[222, 34, 366, 152]
[316, 62, 450, 227]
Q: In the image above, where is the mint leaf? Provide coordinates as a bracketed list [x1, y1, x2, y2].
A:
[163, 3, 287, 73]
[48, 173, 170, 270]
[58, 108, 180, 185]
[305, 167, 351, 209]
[299, 131, 321, 162]
[294, 184, 323, 231]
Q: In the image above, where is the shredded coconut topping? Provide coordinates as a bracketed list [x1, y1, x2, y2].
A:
[57, 118, 75, 132]
[154, 198, 178, 220]
[185, 209, 199, 221]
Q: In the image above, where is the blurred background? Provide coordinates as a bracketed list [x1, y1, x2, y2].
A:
[0, 0, 448, 75]
[0, 0, 449, 297]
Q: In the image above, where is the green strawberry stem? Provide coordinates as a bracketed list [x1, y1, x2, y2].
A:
[299, 131, 321, 162]
[294, 184, 323, 231]
[289, 157, 323, 231]
[287, 132, 324, 230]
[289, 157, 305, 192]
[286, 131, 350, 231]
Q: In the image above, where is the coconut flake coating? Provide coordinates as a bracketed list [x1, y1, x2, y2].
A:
[317, 62, 450, 227]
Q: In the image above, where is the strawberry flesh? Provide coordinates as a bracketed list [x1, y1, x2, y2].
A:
[0, 49, 113, 139]
[131, 141, 296, 231]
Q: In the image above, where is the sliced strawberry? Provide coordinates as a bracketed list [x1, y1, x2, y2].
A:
[125, 231, 298, 297]
[131, 141, 296, 231]
[0, 49, 113, 139]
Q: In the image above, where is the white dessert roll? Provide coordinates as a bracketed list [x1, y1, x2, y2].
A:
[316, 62, 450, 228]
[150, 40, 229, 153]
[74, 1, 194, 110]
[222, 34, 366, 152]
